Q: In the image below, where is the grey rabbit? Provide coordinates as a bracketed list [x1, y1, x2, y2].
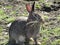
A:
[8, 2, 44, 45]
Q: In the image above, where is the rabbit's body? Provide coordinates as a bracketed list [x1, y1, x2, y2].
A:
[26, 13, 41, 38]
[8, 17, 28, 45]
[8, 2, 44, 45]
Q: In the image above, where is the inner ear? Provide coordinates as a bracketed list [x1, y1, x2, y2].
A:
[26, 4, 32, 12]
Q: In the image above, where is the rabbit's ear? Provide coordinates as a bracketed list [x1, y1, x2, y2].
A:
[31, 2, 35, 12]
[26, 2, 35, 13]
[26, 4, 32, 12]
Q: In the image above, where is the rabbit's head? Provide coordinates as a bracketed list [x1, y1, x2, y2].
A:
[26, 2, 44, 23]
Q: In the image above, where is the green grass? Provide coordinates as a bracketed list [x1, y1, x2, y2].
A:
[0, 26, 3, 33]
[40, 27, 60, 45]
[0, 14, 9, 20]
[43, 15, 49, 19]
[51, 39, 60, 45]
[0, 9, 4, 15]
[5, 17, 15, 23]
[39, 0, 45, 3]
[0, 2, 60, 45]
[57, 16, 60, 20]
[5, 5, 13, 9]
[36, 4, 41, 9]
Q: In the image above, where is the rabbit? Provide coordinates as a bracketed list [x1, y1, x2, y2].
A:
[25, 2, 44, 45]
[8, 2, 44, 45]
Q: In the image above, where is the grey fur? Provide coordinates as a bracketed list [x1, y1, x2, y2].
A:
[8, 2, 44, 45]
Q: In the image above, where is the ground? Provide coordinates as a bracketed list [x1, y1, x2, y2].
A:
[0, 1, 60, 45]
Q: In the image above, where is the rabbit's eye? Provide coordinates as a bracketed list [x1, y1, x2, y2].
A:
[34, 14, 38, 17]
[33, 14, 37, 18]
[34, 14, 40, 19]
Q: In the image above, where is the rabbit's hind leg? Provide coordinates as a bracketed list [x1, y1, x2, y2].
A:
[8, 37, 16, 45]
